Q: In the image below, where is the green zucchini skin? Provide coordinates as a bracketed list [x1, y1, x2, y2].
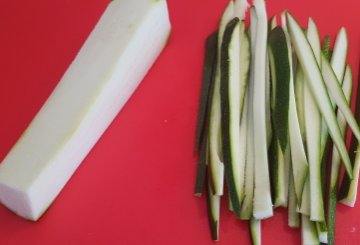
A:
[194, 32, 218, 196]
[268, 26, 290, 153]
[194, 31, 218, 154]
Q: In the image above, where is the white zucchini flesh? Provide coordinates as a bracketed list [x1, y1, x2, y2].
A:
[252, 0, 273, 220]
[234, 0, 249, 20]
[235, 21, 250, 205]
[208, 1, 234, 196]
[321, 54, 360, 142]
[320, 27, 348, 159]
[330, 27, 348, 85]
[301, 215, 320, 245]
[286, 13, 353, 179]
[0, 0, 171, 221]
[304, 18, 324, 222]
[282, 14, 309, 206]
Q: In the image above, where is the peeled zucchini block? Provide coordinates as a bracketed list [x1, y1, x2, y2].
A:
[0, 0, 171, 221]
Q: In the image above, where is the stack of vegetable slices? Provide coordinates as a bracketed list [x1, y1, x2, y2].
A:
[193, 0, 360, 244]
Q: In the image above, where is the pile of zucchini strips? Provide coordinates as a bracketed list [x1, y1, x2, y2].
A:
[194, 0, 360, 244]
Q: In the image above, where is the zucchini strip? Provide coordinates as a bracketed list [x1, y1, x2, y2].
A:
[320, 28, 348, 160]
[301, 215, 320, 245]
[268, 26, 291, 208]
[250, 218, 262, 245]
[208, 1, 234, 195]
[327, 65, 352, 245]
[320, 53, 360, 142]
[330, 28, 348, 84]
[220, 17, 242, 216]
[338, 65, 359, 207]
[282, 13, 309, 206]
[194, 32, 218, 196]
[304, 18, 324, 222]
[288, 165, 300, 228]
[252, 0, 273, 219]
[206, 174, 221, 241]
[240, 86, 254, 220]
[316, 221, 328, 244]
[286, 12, 353, 179]
[240, 8, 256, 220]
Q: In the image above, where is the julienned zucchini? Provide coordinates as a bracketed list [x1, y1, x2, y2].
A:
[240, 6, 256, 220]
[304, 18, 325, 222]
[220, 17, 243, 216]
[250, 218, 261, 245]
[252, 0, 273, 219]
[282, 13, 309, 207]
[268, 26, 291, 208]
[208, 1, 235, 196]
[286, 12, 353, 179]
[339, 65, 359, 206]
[327, 65, 352, 245]
[194, 31, 218, 196]
[206, 174, 220, 241]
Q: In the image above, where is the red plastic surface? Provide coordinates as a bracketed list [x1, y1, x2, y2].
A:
[0, 0, 359, 244]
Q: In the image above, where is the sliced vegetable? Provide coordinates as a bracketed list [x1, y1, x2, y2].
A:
[250, 218, 262, 245]
[286, 12, 353, 179]
[220, 17, 243, 216]
[321, 53, 360, 143]
[339, 65, 359, 207]
[208, 1, 235, 196]
[304, 18, 324, 222]
[327, 65, 352, 245]
[288, 166, 300, 228]
[194, 32, 218, 196]
[0, 0, 171, 221]
[240, 7, 256, 220]
[282, 13, 309, 206]
[252, 0, 273, 219]
[206, 175, 221, 241]
[268, 26, 291, 207]
[194, 31, 218, 154]
[302, 215, 320, 245]
[268, 26, 290, 153]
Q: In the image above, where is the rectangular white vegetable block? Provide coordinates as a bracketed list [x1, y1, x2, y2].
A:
[0, 0, 171, 221]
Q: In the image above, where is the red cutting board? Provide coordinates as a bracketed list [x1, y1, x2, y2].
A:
[0, 0, 359, 244]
